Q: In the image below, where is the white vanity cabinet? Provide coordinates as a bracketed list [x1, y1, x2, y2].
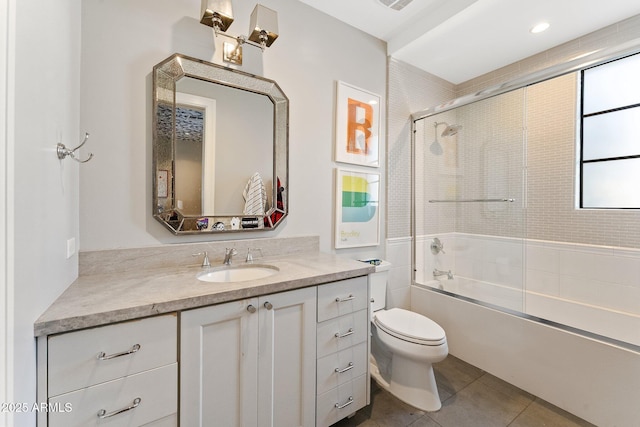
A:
[36, 260, 373, 427]
[180, 286, 317, 427]
[41, 314, 178, 427]
[315, 276, 370, 427]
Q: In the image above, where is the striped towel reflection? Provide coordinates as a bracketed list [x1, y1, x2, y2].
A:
[243, 172, 267, 215]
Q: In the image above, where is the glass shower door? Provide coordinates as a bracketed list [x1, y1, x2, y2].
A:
[413, 88, 526, 312]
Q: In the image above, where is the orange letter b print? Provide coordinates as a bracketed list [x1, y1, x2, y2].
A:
[346, 98, 373, 155]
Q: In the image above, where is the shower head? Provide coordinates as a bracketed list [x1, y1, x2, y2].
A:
[441, 123, 462, 137]
[434, 121, 462, 137]
[431, 121, 461, 155]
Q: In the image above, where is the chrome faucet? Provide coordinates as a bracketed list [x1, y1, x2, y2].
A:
[192, 251, 211, 268]
[223, 248, 238, 265]
[433, 268, 453, 280]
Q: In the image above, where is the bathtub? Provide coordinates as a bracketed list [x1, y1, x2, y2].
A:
[411, 233, 640, 425]
[411, 281, 640, 427]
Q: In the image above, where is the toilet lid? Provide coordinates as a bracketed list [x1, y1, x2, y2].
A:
[375, 308, 446, 344]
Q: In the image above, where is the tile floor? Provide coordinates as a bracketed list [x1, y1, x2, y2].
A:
[333, 356, 595, 427]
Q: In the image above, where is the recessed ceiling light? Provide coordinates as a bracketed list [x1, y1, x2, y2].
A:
[530, 22, 550, 34]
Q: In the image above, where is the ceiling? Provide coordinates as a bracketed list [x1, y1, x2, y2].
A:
[298, 0, 640, 84]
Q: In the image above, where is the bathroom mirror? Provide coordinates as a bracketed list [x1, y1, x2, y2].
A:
[153, 54, 288, 234]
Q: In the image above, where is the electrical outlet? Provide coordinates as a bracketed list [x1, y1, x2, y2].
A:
[66, 238, 76, 259]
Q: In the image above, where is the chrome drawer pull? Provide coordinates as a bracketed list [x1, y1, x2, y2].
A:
[335, 396, 354, 409]
[97, 397, 141, 419]
[335, 362, 354, 373]
[97, 344, 141, 360]
[335, 294, 355, 303]
[334, 328, 354, 338]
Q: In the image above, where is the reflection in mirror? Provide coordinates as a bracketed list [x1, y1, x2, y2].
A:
[174, 102, 206, 215]
[153, 54, 288, 234]
[175, 77, 273, 216]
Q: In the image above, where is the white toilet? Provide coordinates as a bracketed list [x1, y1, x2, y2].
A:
[369, 261, 448, 411]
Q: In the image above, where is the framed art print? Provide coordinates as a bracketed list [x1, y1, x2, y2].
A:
[335, 81, 380, 168]
[335, 168, 380, 248]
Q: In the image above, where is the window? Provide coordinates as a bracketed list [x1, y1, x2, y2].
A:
[579, 53, 640, 209]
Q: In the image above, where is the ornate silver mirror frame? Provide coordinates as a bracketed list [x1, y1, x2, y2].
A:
[152, 53, 288, 234]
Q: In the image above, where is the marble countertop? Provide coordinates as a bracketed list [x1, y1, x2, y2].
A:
[34, 251, 375, 337]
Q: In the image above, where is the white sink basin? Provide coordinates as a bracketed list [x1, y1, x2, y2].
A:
[197, 264, 279, 283]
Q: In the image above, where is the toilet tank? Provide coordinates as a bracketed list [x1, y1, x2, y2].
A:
[366, 260, 391, 312]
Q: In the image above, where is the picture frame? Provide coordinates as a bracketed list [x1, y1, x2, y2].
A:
[335, 168, 380, 248]
[334, 81, 380, 168]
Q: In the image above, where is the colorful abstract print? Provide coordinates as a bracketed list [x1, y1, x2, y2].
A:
[341, 175, 377, 222]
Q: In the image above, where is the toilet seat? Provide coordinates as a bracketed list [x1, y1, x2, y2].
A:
[374, 308, 446, 346]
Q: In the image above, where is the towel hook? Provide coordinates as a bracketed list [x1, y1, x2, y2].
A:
[57, 132, 93, 163]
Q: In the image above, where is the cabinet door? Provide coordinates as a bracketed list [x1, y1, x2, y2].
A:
[257, 287, 317, 427]
[181, 298, 259, 427]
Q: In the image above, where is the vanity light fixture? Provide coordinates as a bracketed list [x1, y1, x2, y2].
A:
[200, 0, 279, 65]
[200, 0, 234, 32]
[530, 21, 550, 34]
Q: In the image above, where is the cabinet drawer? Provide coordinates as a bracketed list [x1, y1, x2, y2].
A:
[48, 363, 177, 427]
[317, 309, 368, 359]
[317, 276, 368, 322]
[48, 314, 177, 396]
[316, 374, 367, 427]
[141, 413, 177, 426]
[317, 342, 368, 395]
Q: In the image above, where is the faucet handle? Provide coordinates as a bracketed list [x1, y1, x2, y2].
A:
[246, 248, 263, 263]
[430, 237, 446, 254]
[192, 251, 211, 268]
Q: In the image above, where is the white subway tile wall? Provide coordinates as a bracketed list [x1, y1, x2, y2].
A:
[390, 14, 640, 248]
[388, 15, 640, 331]
[414, 43, 640, 249]
[387, 59, 455, 239]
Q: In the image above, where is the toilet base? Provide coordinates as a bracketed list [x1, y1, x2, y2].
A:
[370, 355, 442, 412]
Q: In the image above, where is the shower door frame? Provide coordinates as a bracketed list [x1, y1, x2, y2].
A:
[409, 37, 640, 352]
[411, 35, 640, 285]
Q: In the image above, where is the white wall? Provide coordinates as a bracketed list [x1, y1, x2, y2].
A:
[79, 0, 387, 254]
[0, 3, 384, 425]
[3, 1, 81, 426]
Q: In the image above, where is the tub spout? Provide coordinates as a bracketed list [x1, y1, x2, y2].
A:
[433, 269, 454, 280]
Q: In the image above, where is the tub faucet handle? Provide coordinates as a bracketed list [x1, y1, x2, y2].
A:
[431, 238, 446, 254]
